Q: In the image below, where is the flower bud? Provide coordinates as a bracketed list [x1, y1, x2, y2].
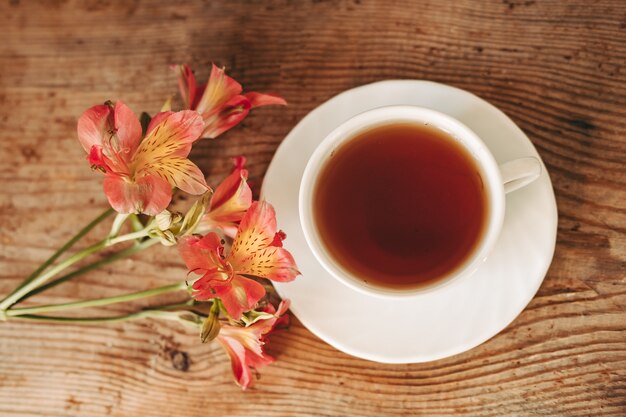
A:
[148, 229, 177, 246]
[180, 191, 212, 236]
[201, 302, 221, 343]
[156, 210, 174, 231]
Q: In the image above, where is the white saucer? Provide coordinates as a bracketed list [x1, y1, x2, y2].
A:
[261, 80, 558, 364]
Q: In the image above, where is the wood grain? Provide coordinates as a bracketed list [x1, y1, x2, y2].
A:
[1, 0, 625, 416]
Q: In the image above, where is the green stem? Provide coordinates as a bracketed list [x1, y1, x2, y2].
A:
[6, 282, 187, 317]
[0, 229, 151, 312]
[108, 229, 150, 245]
[1, 208, 113, 304]
[128, 214, 145, 232]
[158, 300, 197, 311]
[108, 213, 130, 237]
[20, 239, 159, 302]
[11, 309, 178, 324]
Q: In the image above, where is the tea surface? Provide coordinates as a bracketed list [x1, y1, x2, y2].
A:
[314, 123, 488, 289]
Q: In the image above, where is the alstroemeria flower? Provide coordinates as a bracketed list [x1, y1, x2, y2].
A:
[218, 300, 289, 389]
[200, 156, 252, 238]
[172, 64, 287, 138]
[178, 201, 299, 319]
[77, 101, 209, 215]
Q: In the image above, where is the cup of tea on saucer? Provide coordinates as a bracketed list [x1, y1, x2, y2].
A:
[299, 105, 541, 298]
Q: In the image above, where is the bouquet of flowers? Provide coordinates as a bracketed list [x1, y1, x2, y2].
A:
[0, 64, 300, 389]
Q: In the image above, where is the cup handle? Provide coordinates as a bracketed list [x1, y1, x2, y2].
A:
[499, 157, 542, 194]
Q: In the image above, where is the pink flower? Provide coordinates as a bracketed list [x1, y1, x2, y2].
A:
[77, 101, 209, 215]
[218, 300, 290, 389]
[201, 156, 252, 238]
[178, 201, 299, 319]
[172, 64, 287, 138]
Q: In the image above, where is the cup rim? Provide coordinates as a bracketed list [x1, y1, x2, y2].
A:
[299, 105, 505, 299]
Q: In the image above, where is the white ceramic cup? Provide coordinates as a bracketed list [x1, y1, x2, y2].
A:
[299, 105, 541, 298]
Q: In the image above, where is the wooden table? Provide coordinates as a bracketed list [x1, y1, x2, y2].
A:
[1, 1, 625, 416]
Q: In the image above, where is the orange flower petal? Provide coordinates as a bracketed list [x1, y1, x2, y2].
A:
[77, 104, 111, 153]
[191, 269, 231, 301]
[235, 246, 300, 282]
[200, 95, 251, 139]
[77, 101, 141, 156]
[86, 145, 110, 172]
[218, 331, 273, 389]
[195, 64, 243, 115]
[135, 110, 204, 161]
[171, 64, 197, 110]
[152, 156, 209, 195]
[230, 201, 277, 264]
[133, 110, 208, 193]
[201, 157, 252, 238]
[213, 275, 266, 320]
[229, 201, 300, 282]
[206, 156, 252, 223]
[217, 299, 289, 389]
[178, 234, 223, 273]
[112, 101, 142, 153]
[244, 92, 287, 108]
[102, 173, 171, 215]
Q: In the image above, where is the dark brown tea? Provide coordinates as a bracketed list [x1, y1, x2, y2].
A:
[313, 123, 488, 289]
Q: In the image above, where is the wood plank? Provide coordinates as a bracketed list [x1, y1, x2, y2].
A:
[1, 0, 625, 416]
